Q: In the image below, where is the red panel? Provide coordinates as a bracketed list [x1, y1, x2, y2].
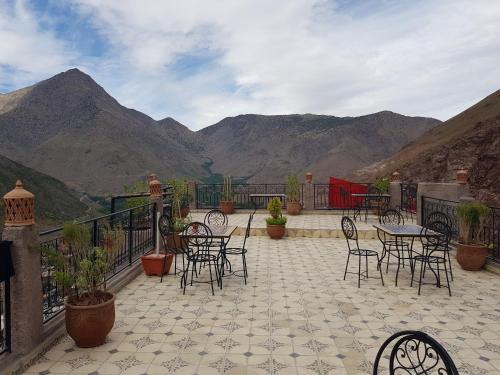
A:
[328, 177, 368, 208]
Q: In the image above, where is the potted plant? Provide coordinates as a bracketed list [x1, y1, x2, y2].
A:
[372, 176, 390, 214]
[286, 174, 302, 215]
[266, 197, 287, 239]
[43, 222, 123, 348]
[170, 178, 190, 218]
[456, 201, 491, 270]
[219, 176, 235, 214]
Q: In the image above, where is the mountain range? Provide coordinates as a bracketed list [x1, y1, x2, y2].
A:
[0, 69, 439, 196]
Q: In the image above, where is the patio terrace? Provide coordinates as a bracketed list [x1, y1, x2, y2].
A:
[21, 213, 500, 375]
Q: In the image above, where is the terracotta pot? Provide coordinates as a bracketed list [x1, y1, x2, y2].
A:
[65, 293, 115, 348]
[141, 254, 174, 276]
[180, 206, 190, 218]
[166, 232, 186, 249]
[456, 243, 488, 271]
[266, 224, 286, 239]
[287, 201, 301, 215]
[220, 201, 235, 214]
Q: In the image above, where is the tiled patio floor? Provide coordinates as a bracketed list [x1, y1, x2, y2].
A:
[24, 236, 500, 375]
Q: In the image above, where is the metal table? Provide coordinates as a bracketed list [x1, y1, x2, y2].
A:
[352, 193, 391, 222]
[373, 224, 441, 286]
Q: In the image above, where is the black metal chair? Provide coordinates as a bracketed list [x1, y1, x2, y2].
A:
[342, 216, 384, 288]
[411, 221, 452, 296]
[423, 212, 454, 280]
[373, 330, 459, 375]
[378, 209, 412, 280]
[204, 209, 228, 226]
[158, 213, 185, 283]
[222, 214, 253, 284]
[181, 222, 221, 295]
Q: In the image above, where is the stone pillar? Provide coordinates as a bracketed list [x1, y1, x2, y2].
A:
[2, 181, 43, 355]
[187, 180, 197, 211]
[303, 172, 314, 211]
[389, 171, 402, 209]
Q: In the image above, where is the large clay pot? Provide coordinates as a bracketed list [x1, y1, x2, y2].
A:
[180, 206, 190, 218]
[141, 254, 174, 276]
[266, 224, 286, 239]
[220, 201, 235, 214]
[65, 293, 116, 348]
[456, 243, 488, 271]
[287, 201, 301, 215]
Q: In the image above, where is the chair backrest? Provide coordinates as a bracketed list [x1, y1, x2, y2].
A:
[379, 209, 404, 225]
[373, 330, 459, 375]
[420, 220, 451, 250]
[341, 216, 359, 250]
[424, 211, 451, 227]
[204, 209, 228, 226]
[158, 213, 186, 253]
[182, 222, 213, 251]
[158, 213, 173, 237]
[241, 213, 253, 249]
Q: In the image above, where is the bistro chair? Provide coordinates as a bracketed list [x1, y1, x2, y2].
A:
[158, 213, 185, 283]
[411, 221, 452, 296]
[423, 211, 454, 280]
[181, 222, 221, 295]
[373, 330, 459, 375]
[204, 209, 228, 226]
[378, 209, 412, 279]
[222, 213, 253, 284]
[342, 216, 384, 288]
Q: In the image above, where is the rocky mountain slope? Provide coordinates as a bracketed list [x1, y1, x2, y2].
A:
[199, 113, 440, 182]
[0, 69, 208, 195]
[0, 154, 88, 228]
[354, 89, 500, 204]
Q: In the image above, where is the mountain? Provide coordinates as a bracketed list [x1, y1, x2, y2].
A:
[199, 113, 440, 182]
[0, 154, 88, 227]
[0, 69, 207, 195]
[0, 68, 440, 196]
[354, 89, 500, 204]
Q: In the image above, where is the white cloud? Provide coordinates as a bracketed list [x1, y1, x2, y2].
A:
[2, 0, 500, 129]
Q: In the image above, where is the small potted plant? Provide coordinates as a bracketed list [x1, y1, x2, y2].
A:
[286, 174, 302, 215]
[456, 201, 491, 270]
[219, 176, 235, 214]
[266, 197, 287, 239]
[42, 222, 123, 348]
[372, 176, 390, 213]
[170, 178, 190, 218]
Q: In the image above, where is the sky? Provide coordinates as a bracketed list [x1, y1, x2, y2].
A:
[1, 0, 500, 130]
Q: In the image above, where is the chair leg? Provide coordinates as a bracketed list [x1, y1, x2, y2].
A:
[208, 260, 215, 296]
[160, 254, 167, 283]
[447, 250, 454, 281]
[173, 254, 177, 275]
[358, 254, 361, 288]
[242, 253, 248, 284]
[444, 261, 452, 297]
[365, 253, 369, 278]
[344, 252, 351, 280]
[183, 261, 190, 295]
[418, 259, 425, 295]
[377, 254, 384, 286]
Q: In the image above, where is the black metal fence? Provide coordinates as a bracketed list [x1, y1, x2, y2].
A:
[313, 183, 374, 209]
[39, 203, 156, 323]
[421, 196, 500, 262]
[0, 280, 10, 355]
[196, 184, 304, 209]
[400, 183, 417, 217]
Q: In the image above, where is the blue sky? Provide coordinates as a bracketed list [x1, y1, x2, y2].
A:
[1, 0, 500, 129]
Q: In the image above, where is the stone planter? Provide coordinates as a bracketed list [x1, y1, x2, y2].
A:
[266, 224, 286, 239]
[141, 254, 174, 276]
[287, 201, 301, 215]
[456, 243, 489, 271]
[65, 293, 115, 348]
[220, 201, 235, 215]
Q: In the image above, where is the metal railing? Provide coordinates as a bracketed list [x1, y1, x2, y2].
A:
[313, 183, 374, 209]
[39, 203, 156, 323]
[421, 196, 500, 262]
[0, 279, 10, 355]
[196, 183, 304, 209]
